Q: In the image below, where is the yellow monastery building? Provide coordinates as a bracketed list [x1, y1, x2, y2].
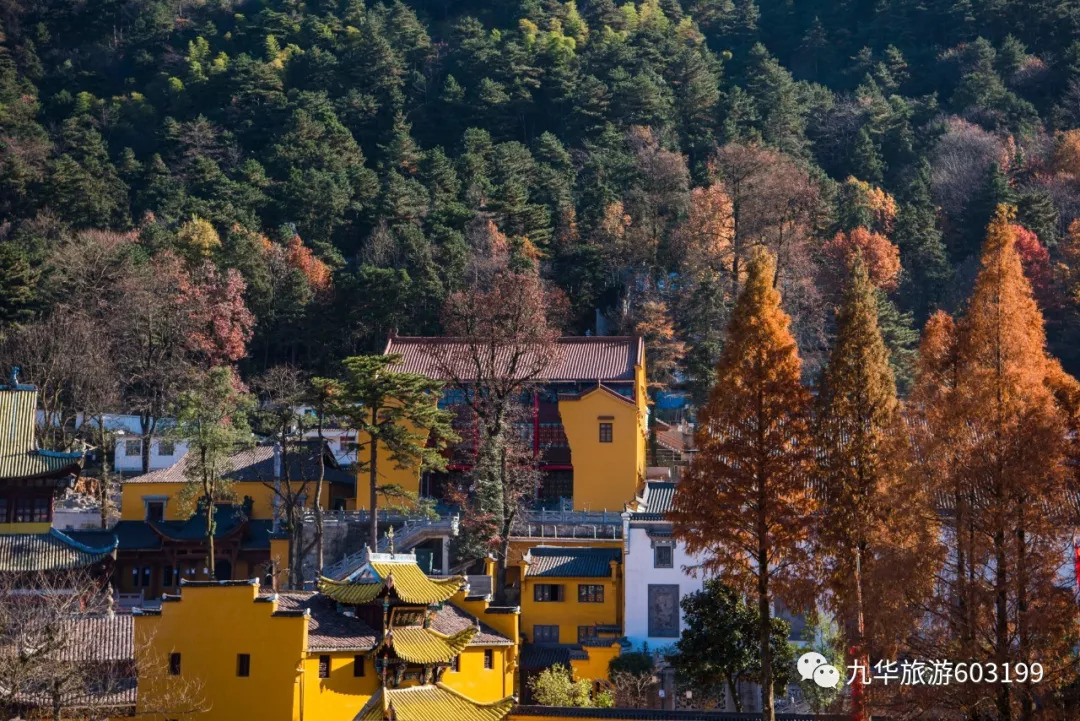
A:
[134, 550, 519, 721]
[56, 337, 667, 720]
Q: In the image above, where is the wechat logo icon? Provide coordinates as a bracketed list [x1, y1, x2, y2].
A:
[798, 651, 841, 689]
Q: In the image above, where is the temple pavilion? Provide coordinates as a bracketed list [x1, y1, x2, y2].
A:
[0, 368, 116, 583]
[317, 549, 516, 721]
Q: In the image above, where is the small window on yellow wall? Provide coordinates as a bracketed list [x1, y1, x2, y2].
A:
[318, 655, 330, 678]
[353, 655, 365, 677]
[599, 422, 613, 443]
[484, 649, 493, 669]
[578, 584, 604, 603]
[451, 655, 461, 672]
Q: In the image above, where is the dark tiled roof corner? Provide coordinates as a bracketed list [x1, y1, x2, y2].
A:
[524, 546, 621, 577]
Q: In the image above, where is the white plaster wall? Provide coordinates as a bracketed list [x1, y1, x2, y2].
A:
[622, 524, 706, 651]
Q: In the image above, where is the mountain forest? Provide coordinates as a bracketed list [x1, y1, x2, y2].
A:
[4, 0, 1080, 396]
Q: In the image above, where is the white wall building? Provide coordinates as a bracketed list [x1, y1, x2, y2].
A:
[621, 481, 707, 652]
[114, 434, 188, 473]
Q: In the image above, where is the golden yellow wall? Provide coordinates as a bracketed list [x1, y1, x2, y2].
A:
[299, 652, 378, 720]
[558, 387, 645, 512]
[350, 424, 426, 510]
[134, 583, 306, 721]
[519, 575, 619, 645]
[120, 480, 333, 521]
[570, 642, 621, 683]
[441, 645, 514, 702]
[0, 521, 50, 534]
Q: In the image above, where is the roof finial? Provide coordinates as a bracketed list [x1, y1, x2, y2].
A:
[8, 366, 19, 387]
[386, 525, 395, 556]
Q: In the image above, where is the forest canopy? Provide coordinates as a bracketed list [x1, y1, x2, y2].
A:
[4, 0, 1080, 393]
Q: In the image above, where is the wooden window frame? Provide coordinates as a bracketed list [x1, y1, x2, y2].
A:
[654, 545, 674, 569]
[533, 625, 559, 643]
[237, 654, 250, 677]
[578, 584, 604, 603]
[318, 655, 330, 679]
[598, 422, 613, 443]
[483, 649, 493, 669]
[533, 583, 565, 602]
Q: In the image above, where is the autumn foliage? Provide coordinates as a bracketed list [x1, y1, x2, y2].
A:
[823, 227, 902, 292]
[671, 248, 814, 721]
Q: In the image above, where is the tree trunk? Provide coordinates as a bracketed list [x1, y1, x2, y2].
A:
[994, 524, 1010, 721]
[52, 679, 61, 721]
[728, 678, 742, 712]
[369, 420, 379, 551]
[315, 414, 326, 575]
[758, 565, 774, 721]
[852, 545, 868, 721]
[98, 414, 111, 530]
[495, 508, 515, 604]
[206, 489, 217, 580]
[1017, 503, 1032, 721]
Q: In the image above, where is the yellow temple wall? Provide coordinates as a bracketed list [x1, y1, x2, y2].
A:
[570, 642, 621, 683]
[350, 419, 427, 510]
[442, 645, 515, 702]
[133, 582, 306, 721]
[119, 480, 333, 522]
[298, 652, 378, 720]
[519, 572, 620, 646]
[558, 388, 645, 512]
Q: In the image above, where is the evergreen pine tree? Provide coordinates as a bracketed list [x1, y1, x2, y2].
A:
[894, 161, 952, 322]
[0, 243, 35, 333]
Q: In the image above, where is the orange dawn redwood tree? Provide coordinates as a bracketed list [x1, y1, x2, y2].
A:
[670, 248, 814, 721]
[816, 255, 938, 720]
[909, 206, 1080, 720]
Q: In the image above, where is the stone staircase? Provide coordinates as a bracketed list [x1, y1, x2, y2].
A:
[319, 514, 460, 580]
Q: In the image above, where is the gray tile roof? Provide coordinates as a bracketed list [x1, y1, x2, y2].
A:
[519, 643, 589, 669]
[0, 529, 115, 572]
[274, 592, 380, 652]
[643, 482, 675, 514]
[56, 614, 134, 662]
[384, 336, 642, 382]
[523, 546, 621, 578]
[125, 442, 353, 486]
[270, 592, 513, 651]
[430, 601, 513, 646]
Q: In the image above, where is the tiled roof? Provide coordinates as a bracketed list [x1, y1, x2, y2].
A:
[523, 546, 621, 578]
[0, 529, 115, 572]
[270, 592, 510, 651]
[0, 386, 83, 481]
[643, 482, 675, 514]
[354, 683, 513, 721]
[383, 626, 475, 664]
[519, 643, 589, 669]
[383, 336, 641, 383]
[317, 577, 384, 604]
[124, 442, 353, 486]
[56, 614, 134, 662]
[112, 518, 273, 551]
[273, 593, 379, 652]
[320, 557, 466, 605]
[11, 678, 137, 712]
[430, 603, 513, 646]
